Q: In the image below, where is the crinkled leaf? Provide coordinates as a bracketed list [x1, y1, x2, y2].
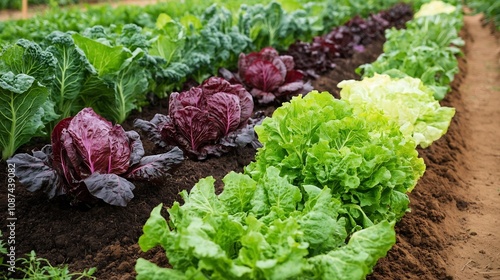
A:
[180, 176, 224, 217]
[83, 172, 135, 207]
[219, 171, 257, 214]
[307, 220, 396, 280]
[0, 72, 49, 159]
[0, 39, 57, 86]
[138, 204, 171, 252]
[7, 145, 63, 198]
[126, 146, 184, 181]
[45, 31, 92, 119]
[67, 108, 131, 174]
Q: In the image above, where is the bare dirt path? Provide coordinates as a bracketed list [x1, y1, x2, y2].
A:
[446, 14, 500, 280]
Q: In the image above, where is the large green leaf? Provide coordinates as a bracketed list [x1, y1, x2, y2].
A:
[72, 33, 130, 76]
[45, 31, 92, 120]
[0, 72, 49, 159]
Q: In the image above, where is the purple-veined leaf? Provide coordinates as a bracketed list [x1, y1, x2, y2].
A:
[244, 60, 284, 92]
[133, 114, 170, 147]
[206, 92, 241, 136]
[172, 107, 219, 153]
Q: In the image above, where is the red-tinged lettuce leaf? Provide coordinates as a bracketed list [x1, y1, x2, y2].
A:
[83, 173, 135, 207]
[7, 145, 64, 198]
[200, 77, 253, 128]
[169, 88, 203, 112]
[232, 85, 254, 126]
[136, 77, 254, 160]
[125, 146, 184, 181]
[250, 88, 276, 104]
[235, 47, 311, 104]
[278, 81, 312, 96]
[206, 92, 241, 136]
[107, 125, 132, 174]
[50, 116, 73, 176]
[244, 60, 284, 93]
[67, 108, 131, 175]
[172, 106, 220, 155]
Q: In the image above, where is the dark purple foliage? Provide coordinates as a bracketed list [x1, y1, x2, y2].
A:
[8, 108, 184, 207]
[135, 77, 259, 160]
[284, 3, 413, 79]
[379, 3, 414, 29]
[221, 47, 312, 104]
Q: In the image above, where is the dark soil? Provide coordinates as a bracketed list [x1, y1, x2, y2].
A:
[1, 13, 497, 280]
[0, 38, 384, 279]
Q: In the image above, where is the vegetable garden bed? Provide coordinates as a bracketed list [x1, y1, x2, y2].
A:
[1, 1, 499, 279]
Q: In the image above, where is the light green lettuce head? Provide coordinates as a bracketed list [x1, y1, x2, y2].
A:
[338, 74, 455, 148]
[246, 91, 425, 228]
[414, 0, 457, 18]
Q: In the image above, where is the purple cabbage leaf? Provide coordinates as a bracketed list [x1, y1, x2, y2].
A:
[134, 77, 261, 160]
[7, 108, 184, 207]
[220, 47, 312, 104]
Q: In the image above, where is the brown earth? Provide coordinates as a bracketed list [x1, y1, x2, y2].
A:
[0, 10, 499, 280]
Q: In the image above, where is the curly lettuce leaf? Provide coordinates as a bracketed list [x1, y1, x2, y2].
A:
[137, 168, 389, 280]
[307, 220, 396, 280]
[339, 74, 455, 148]
[246, 91, 425, 227]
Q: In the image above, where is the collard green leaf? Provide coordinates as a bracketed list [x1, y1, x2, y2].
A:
[0, 72, 49, 159]
[0, 39, 57, 86]
[72, 34, 149, 123]
[45, 31, 92, 119]
[72, 33, 130, 75]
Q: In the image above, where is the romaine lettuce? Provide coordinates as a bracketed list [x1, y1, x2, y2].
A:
[136, 167, 395, 279]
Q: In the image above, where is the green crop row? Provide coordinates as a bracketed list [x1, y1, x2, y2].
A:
[135, 1, 463, 279]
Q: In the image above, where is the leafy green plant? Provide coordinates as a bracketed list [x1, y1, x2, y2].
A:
[338, 74, 456, 148]
[0, 230, 7, 264]
[466, 0, 500, 30]
[71, 33, 149, 123]
[136, 168, 396, 279]
[357, 6, 464, 100]
[0, 39, 60, 159]
[13, 250, 96, 280]
[246, 91, 425, 229]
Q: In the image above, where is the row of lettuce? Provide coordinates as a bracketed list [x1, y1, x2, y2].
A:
[133, 1, 463, 279]
[3, 2, 421, 209]
[0, 0, 417, 162]
[1, 0, 462, 277]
